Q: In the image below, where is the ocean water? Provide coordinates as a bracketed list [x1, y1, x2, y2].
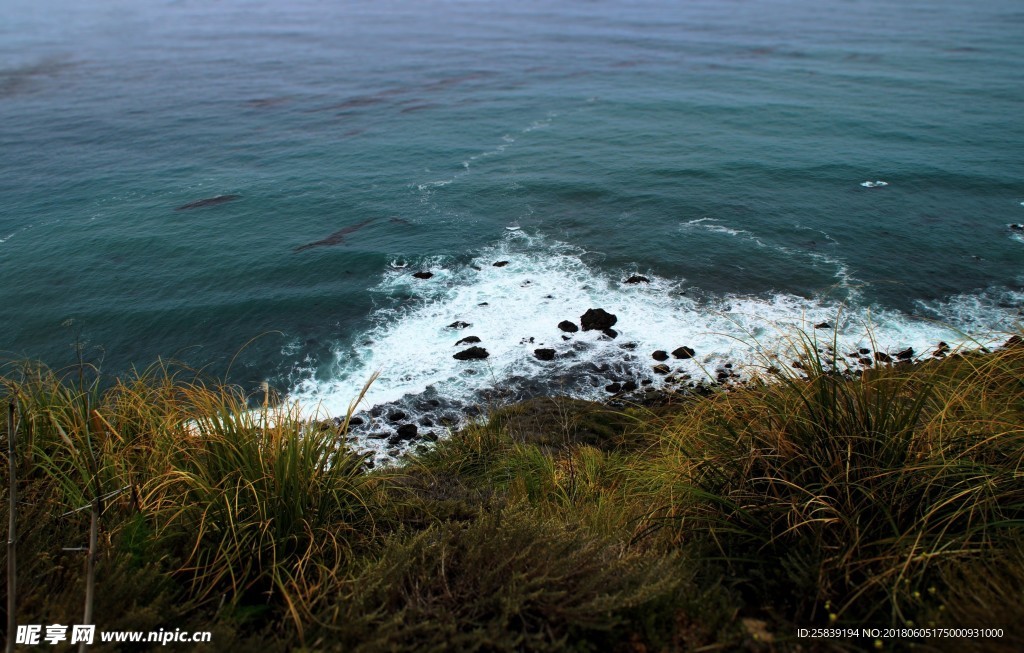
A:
[2, 0, 1022, 459]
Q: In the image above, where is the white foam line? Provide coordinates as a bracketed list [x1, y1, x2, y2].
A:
[682, 218, 862, 295]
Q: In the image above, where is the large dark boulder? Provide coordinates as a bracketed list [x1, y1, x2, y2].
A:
[602, 328, 618, 339]
[672, 346, 695, 359]
[653, 364, 671, 375]
[874, 351, 892, 363]
[652, 350, 669, 361]
[454, 346, 489, 360]
[493, 260, 510, 267]
[534, 348, 556, 361]
[896, 347, 914, 360]
[387, 410, 407, 423]
[557, 320, 579, 333]
[396, 423, 418, 440]
[580, 308, 617, 331]
[412, 271, 434, 279]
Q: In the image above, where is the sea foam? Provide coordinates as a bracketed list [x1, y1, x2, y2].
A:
[289, 231, 1020, 463]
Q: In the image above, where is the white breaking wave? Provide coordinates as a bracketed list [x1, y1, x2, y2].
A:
[289, 231, 1020, 463]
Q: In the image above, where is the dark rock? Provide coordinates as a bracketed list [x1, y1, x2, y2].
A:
[455, 336, 481, 346]
[557, 320, 579, 333]
[724, 363, 733, 368]
[493, 260, 510, 267]
[347, 416, 364, 426]
[534, 348, 556, 361]
[387, 448, 400, 457]
[1006, 335, 1023, 347]
[859, 357, 873, 366]
[641, 379, 653, 385]
[792, 361, 803, 369]
[1009, 224, 1024, 232]
[412, 271, 434, 279]
[936, 341, 950, 352]
[605, 382, 622, 393]
[396, 423, 418, 440]
[602, 328, 618, 339]
[814, 322, 832, 330]
[387, 410, 407, 423]
[619, 342, 638, 350]
[580, 308, 617, 331]
[478, 302, 489, 306]
[424, 431, 438, 442]
[874, 351, 892, 363]
[672, 346, 695, 359]
[896, 347, 914, 360]
[653, 363, 671, 375]
[622, 380, 638, 392]
[419, 417, 433, 426]
[448, 321, 471, 329]
[859, 348, 871, 355]
[652, 350, 669, 361]
[454, 346, 489, 360]
[368, 432, 388, 440]
[624, 275, 650, 284]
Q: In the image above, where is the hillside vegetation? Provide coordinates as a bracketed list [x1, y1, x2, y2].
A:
[2, 334, 1023, 651]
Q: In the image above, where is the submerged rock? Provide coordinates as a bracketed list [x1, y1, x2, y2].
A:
[580, 308, 617, 331]
[624, 275, 650, 284]
[454, 346, 489, 360]
[493, 260, 510, 267]
[412, 271, 434, 279]
[814, 322, 832, 330]
[455, 336, 481, 346]
[387, 410, 407, 423]
[448, 321, 471, 329]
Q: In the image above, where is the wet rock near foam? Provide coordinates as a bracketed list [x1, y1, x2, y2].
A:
[454, 346, 489, 360]
[580, 308, 617, 331]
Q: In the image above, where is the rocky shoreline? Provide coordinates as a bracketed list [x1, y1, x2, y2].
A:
[316, 270, 1023, 465]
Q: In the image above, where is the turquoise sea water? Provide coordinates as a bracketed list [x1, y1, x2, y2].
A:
[3, 0, 1023, 455]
